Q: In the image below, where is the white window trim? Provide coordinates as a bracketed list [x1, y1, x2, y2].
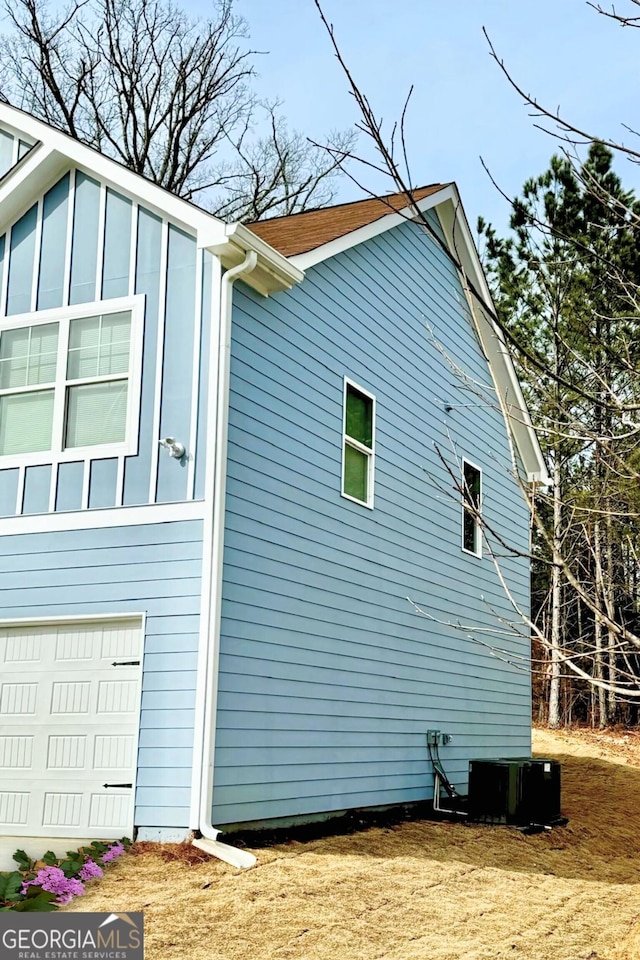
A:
[461, 457, 482, 558]
[0, 293, 145, 468]
[341, 376, 375, 510]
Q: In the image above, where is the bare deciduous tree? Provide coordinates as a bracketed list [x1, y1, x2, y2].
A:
[310, 0, 640, 721]
[0, 0, 354, 219]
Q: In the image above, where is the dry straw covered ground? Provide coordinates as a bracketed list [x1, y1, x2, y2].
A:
[68, 729, 640, 960]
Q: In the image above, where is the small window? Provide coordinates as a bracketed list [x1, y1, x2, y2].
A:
[342, 379, 375, 508]
[462, 459, 482, 556]
[0, 296, 142, 465]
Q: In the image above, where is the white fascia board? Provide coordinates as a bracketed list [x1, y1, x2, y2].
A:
[0, 143, 70, 232]
[436, 188, 549, 485]
[200, 221, 304, 296]
[289, 186, 453, 271]
[0, 104, 301, 297]
[0, 102, 228, 242]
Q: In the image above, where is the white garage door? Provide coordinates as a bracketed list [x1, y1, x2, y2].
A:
[0, 618, 143, 840]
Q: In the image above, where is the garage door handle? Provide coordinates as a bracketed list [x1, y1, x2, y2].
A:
[111, 660, 140, 666]
[103, 783, 133, 789]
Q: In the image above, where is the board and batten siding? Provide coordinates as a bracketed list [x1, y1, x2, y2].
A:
[214, 212, 532, 828]
[0, 144, 216, 516]
[0, 520, 203, 831]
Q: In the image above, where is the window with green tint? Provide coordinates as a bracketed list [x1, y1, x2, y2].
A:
[0, 307, 133, 459]
[462, 460, 482, 555]
[346, 384, 373, 447]
[342, 380, 375, 506]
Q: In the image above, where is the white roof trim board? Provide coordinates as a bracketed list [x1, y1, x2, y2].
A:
[0, 102, 546, 483]
[0, 102, 301, 296]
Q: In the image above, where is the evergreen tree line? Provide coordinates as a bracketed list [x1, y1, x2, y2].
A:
[480, 144, 640, 728]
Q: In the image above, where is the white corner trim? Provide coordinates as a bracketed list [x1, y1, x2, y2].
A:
[189, 256, 222, 828]
[290, 186, 454, 271]
[189, 251, 257, 848]
[0, 498, 205, 535]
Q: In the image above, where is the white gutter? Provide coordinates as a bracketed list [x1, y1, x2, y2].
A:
[191, 251, 259, 870]
[199, 221, 304, 296]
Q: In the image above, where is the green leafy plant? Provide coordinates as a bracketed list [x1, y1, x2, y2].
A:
[0, 838, 131, 911]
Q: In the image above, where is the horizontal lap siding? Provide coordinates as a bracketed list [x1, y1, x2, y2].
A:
[214, 214, 531, 827]
[0, 519, 203, 830]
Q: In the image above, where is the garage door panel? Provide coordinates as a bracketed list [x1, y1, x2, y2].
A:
[93, 734, 136, 770]
[0, 790, 29, 828]
[2, 634, 42, 662]
[0, 734, 34, 768]
[0, 682, 38, 715]
[0, 619, 142, 839]
[88, 792, 131, 830]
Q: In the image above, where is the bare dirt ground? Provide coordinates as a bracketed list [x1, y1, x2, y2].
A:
[68, 729, 640, 960]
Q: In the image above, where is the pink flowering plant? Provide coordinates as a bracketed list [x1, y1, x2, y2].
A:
[0, 838, 130, 912]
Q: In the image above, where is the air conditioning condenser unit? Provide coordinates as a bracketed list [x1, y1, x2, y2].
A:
[467, 757, 566, 829]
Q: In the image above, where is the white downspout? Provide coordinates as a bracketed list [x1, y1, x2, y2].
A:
[192, 251, 258, 869]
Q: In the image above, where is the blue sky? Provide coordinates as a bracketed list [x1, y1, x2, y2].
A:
[215, 0, 639, 233]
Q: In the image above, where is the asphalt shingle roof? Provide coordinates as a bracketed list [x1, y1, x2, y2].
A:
[247, 184, 448, 258]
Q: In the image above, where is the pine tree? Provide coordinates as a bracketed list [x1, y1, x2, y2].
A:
[480, 145, 640, 725]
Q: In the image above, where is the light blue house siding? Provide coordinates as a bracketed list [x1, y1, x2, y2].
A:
[0, 153, 214, 516]
[213, 214, 532, 828]
[0, 520, 203, 829]
[0, 139, 215, 833]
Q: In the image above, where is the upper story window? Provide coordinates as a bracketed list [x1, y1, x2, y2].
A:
[0, 295, 144, 465]
[462, 459, 482, 557]
[342, 378, 375, 509]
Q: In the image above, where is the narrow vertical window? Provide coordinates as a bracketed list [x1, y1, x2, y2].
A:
[342, 379, 375, 508]
[462, 459, 482, 556]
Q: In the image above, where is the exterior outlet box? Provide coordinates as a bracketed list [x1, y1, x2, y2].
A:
[427, 730, 451, 746]
[468, 758, 563, 827]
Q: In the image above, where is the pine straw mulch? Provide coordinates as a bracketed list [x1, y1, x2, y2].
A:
[66, 728, 640, 960]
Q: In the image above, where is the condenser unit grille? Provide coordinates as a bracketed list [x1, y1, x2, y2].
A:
[468, 757, 562, 827]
